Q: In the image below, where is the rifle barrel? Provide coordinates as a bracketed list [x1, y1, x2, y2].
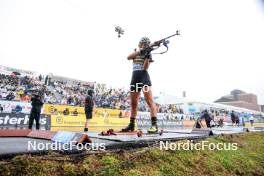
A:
[150, 31, 179, 47]
[163, 31, 180, 40]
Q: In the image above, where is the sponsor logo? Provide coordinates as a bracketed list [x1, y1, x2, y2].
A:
[136, 112, 183, 129]
[0, 114, 47, 125]
[56, 116, 63, 124]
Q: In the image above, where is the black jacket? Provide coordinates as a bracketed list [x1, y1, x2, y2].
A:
[201, 112, 212, 122]
[30, 96, 43, 114]
[84, 95, 94, 113]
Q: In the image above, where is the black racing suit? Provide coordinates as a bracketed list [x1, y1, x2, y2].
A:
[28, 96, 43, 130]
[130, 52, 153, 92]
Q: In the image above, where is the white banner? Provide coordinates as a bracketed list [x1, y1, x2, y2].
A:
[0, 65, 36, 76]
[137, 111, 185, 120]
[136, 112, 183, 129]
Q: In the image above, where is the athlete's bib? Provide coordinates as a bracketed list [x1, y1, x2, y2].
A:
[132, 54, 152, 71]
[133, 63, 144, 71]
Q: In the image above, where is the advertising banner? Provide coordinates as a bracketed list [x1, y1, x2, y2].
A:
[0, 113, 51, 130]
[136, 112, 183, 130]
[51, 115, 86, 127]
[50, 114, 130, 132]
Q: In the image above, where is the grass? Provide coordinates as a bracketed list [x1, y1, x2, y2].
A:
[0, 132, 264, 176]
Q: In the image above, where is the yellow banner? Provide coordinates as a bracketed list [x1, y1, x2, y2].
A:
[51, 115, 86, 127]
[50, 114, 131, 132]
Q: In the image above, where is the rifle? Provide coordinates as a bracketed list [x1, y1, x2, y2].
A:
[148, 30, 180, 54]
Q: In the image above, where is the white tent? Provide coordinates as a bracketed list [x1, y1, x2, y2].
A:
[154, 94, 189, 105]
[154, 93, 262, 115]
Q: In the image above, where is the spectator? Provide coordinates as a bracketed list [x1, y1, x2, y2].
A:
[6, 92, 15, 101]
[119, 111, 123, 118]
[39, 74, 42, 81]
[28, 93, 44, 130]
[72, 108, 78, 116]
[12, 104, 22, 113]
[240, 112, 245, 126]
[52, 108, 59, 115]
[219, 115, 224, 127]
[235, 113, 240, 126]
[0, 104, 3, 113]
[249, 114, 254, 127]
[231, 110, 236, 126]
[200, 110, 212, 128]
[63, 108, 70, 115]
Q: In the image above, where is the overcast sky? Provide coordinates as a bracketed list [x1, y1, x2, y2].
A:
[1, 0, 264, 104]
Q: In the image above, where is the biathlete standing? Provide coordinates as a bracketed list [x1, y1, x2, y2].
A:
[122, 37, 158, 133]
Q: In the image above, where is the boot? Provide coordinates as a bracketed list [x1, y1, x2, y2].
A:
[148, 117, 158, 133]
[121, 118, 135, 132]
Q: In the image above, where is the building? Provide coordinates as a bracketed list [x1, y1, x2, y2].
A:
[214, 89, 260, 111]
[261, 105, 264, 113]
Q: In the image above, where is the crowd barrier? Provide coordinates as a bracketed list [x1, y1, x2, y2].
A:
[2, 101, 262, 132]
[0, 111, 185, 132]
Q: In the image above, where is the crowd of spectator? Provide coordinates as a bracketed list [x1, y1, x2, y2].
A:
[0, 73, 95, 106]
[0, 72, 187, 114]
[0, 73, 148, 111]
[94, 84, 130, 110]
[0, 74, 19, 101]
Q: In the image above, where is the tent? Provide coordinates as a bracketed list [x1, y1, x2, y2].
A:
[154, 94, 189, 105]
